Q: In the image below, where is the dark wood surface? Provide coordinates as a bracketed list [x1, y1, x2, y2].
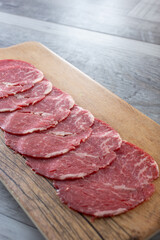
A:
[0, 0, 160, 239]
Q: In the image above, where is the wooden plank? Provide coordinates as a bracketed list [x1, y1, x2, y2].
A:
[85, 216, 130, 240]
[0, 213, 44, 240]
[129, 0, 160, 22]
[0, 181, 35, 227]
[0, 0, 160, 44]
[0, 42, 159, 240]
[0, 12, 160, 57]
[0, 12, 160, 125]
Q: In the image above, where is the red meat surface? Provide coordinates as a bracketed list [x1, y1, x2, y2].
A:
[54, 141, 159, 217]
[44, 105, 94, 135]
[5, 128, 92, 158]
[0, 84, 74, 134]
[0, 85, 74, 134]
[0, 78, 52, 112]
[0, 59, 35, 69]
[0, 66, 43, 98]
[26, 119, 121, 180]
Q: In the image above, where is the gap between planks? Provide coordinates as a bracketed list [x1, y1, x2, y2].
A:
[0, 0, 159, 44]
[0, 212, 44, 240]
[0, 12, 160, 58]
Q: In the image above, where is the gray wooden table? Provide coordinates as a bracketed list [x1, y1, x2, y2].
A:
[0, 0, 160, 239]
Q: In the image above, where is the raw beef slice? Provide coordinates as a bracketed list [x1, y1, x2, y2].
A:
[0, 82, 34, 98]
[54, 141, 159, 217]
[44, 105, 94, 135]
[26, 119, 122, 180]
[5, 128, 92, 158]
[0, 86, 75, 134]
[0, 66, 43, 98]
[0, 78, 52, 112]
[0, 59, 35, 69]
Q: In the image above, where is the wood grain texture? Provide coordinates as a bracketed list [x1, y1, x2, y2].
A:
[0, 42, 160, 240]
[0, 182, 35, 227]
[0, 0, 160, 44]
[0, 135, 101, 240]
[0, 12, 159, 57]
[129, 0, 160, 22]
[0, 213, 44, 240]
[0, 12, 159, 125]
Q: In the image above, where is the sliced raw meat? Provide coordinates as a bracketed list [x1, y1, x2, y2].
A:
[0, 78, 52, 112]
[0, 60, 38, 97]
[5, 128, 92, 158]
[0, 66, 43, 98]
[21, 87, 74, 115]
[1, 104, 92, 135]
[54, 141, 159, 217]
[0, 66, 43, 85]
[87, 119, 122, 152]
[16, 78, 52, 98]
[1, 112, 57, 134]
[0, 83, 34, 98]
[0, 59, 35, 69]
[0, 86, 75, 134]
[0, 112, 9, 126]
[26, 119, 121, 180]
[45, 105, 94, 135]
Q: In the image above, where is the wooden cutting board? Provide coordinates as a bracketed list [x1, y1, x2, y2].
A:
[0, 42, 159, 240]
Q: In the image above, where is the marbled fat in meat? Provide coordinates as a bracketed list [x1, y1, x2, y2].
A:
[54, 141, 159, 217]
[0, 78, 52, 112]
[26, 119, 121, 180]
[5, 128, 92, 158]
[0, 66, 43, 98]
